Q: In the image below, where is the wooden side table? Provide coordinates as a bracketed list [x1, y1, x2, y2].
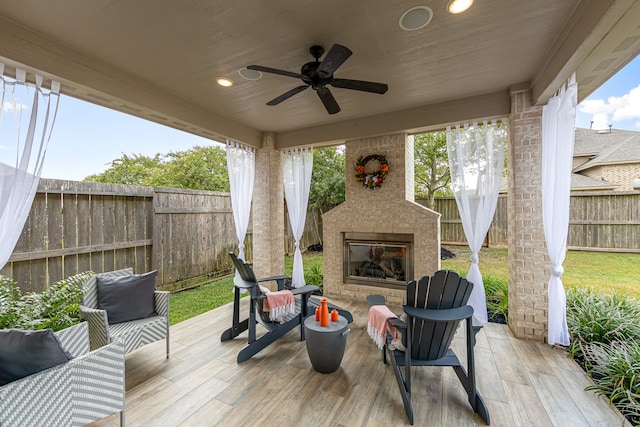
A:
[303, 316, 349, 373]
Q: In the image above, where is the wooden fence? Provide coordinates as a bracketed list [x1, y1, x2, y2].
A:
[1, 179, 246, 293]
[427, 196, 508, 247]
[4, 180, 639, 293]
[423, 191, 640, 252]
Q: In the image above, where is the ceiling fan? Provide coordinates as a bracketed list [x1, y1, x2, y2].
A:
[247, 44, 388, 115]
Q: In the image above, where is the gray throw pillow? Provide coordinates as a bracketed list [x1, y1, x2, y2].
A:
[97, 270, 157, 324]
[0, 328, 74, 386]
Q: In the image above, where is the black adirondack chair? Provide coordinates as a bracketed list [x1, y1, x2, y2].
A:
[367, 270, 490, 425]
[221, 252, 319, 363]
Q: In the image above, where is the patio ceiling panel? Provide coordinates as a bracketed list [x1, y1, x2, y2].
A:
[0, 0, 638, 148]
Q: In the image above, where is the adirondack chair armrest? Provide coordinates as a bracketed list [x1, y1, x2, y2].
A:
[257, 275, 290, 290]
[254, 285, 317, 298]
[388, 317, 407, 330]
[290, 285, 319, 296]
[402, 304, 474, 323]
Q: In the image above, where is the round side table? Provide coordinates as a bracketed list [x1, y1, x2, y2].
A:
[303, 315, 349, 373]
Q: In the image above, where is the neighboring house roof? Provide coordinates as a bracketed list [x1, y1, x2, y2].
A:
[573, 128, 640, 172]
[570, 173, 619, 191]
[498, 173, 619, 193]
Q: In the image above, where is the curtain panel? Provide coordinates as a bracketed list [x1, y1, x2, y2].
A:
[225, 140, 255, 287]
[0, 64, 60, 269]
[542, 74, 576, 346]
[446, 120, 506, 323]
[282, 148, 313, 288]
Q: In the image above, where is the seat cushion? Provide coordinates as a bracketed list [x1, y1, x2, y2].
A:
[97, 270, 157, 324]
[0, 328, 74, 386]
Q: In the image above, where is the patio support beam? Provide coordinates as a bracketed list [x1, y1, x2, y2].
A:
[507, 87, 548, 342]
[252, 133, 285, 280]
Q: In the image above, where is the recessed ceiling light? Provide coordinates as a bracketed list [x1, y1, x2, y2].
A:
[399, 6, 433, 31]
[447, 0, 474, 14]
[239, 67, 262, 80]
[216, 77, 233, 87]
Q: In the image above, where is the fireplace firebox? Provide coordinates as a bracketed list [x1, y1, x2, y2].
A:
[343, 232, 413, 289]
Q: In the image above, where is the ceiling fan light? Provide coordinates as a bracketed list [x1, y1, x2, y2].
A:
[447, 0, 474, 14]
[399, 6, 433, 31]
[216, 77, 233, 87]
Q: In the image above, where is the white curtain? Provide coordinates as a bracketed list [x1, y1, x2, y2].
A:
[0, 64, 60, 269]
[282, 148, 313, 288]
[226, 140, 255, 286]
[446, 120, 506, 323]
[542, 73, 576, 346]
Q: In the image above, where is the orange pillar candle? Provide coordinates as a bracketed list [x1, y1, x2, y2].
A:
[320, 298, 330, 327]
[331, 309, 338, 322]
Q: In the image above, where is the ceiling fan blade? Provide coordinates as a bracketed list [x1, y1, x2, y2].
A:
[317, 44, 352, 78]
[266, 85, 309, 106]
[247, 65, 303, 79]
[316, 87, 340, 114]
[331, 78, 389, 94]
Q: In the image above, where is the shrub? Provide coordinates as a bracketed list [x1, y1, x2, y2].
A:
[484, 276, 508, 323]
[305, 264, 323, 292]
[566, 287, 640, 424]
[582, 340, 640, 423]
[566, 288, 640, 358]
[0, 271, 93, 331]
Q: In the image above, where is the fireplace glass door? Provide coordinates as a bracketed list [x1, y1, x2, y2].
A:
[343, 233, 413, 288]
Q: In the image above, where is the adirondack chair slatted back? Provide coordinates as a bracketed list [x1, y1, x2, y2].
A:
[229, 253, 273, 325]
[406, 270, 473, 360]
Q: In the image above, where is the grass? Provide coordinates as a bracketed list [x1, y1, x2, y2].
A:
[169, 276, 237, 325]
[441, 246, 640, 299]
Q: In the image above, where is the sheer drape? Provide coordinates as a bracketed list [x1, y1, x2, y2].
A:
[282, 148, 313, 288]
[0, 64, 60, 269]
[446, 120, 505, 323]
[226, 140, 255, 286]
[542, 74, 576, 346]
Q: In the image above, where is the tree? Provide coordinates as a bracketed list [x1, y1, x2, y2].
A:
[84, 153, 162, 185]
[309, 146, 345, 214]
[84, 145, 230, 192]
[151, 145, 229, 191]
[414, 131, 451, 210]
[306, 146, 345, 245]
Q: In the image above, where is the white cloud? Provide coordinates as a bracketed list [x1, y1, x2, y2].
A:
[579, 83, 640, 130]
[2, 101, 29, 113]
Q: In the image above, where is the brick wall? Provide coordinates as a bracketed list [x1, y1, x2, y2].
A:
[602, 164, 640, 191]
[322, 133, 440, 305]
[252, 133, 285, 280]
[507, 89, 548, 342]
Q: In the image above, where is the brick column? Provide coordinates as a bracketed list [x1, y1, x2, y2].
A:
[507, 88, 548, 341]
[252, 132, 284, 280]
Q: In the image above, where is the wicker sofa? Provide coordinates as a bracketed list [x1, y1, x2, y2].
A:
[79, 268, 170, 357]
[0, 322, 125, 427]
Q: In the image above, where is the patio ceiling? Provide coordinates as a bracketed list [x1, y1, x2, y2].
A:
[0, 0, 639, 149]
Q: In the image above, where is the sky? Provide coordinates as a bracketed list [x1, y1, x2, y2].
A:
[5, 55, 639, 181]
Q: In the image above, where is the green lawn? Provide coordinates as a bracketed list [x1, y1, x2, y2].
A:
[170, 248, 640, 325]
[441, 246, 640, 299]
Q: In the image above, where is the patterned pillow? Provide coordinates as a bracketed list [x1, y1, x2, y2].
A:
[0, 329, 73, 386]
[97, 270, 157, 324]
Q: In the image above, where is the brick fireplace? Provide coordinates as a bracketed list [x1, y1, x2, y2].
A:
[322, 133, 440, 305]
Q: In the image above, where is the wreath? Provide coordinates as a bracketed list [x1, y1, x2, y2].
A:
[355, 154, 390, 189]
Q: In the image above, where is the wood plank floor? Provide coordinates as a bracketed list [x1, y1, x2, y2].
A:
[89, 297, 631, 427]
